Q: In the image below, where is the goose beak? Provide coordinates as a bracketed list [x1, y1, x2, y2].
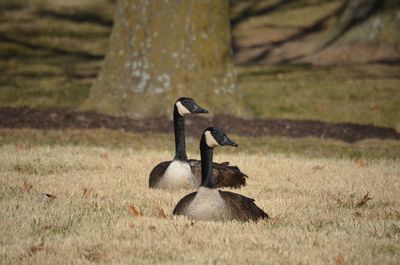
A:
[192, 103, 209, 114]
[221, 136, 238, 147]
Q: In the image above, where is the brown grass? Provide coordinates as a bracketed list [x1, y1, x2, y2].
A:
[2, 128, 400, 160]
[0, 144, 399, 264]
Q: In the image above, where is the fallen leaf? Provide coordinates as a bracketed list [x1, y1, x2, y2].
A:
[158, 208, 167, 218]
[336, 254, 345, 265]
[22, 179, 32, 193]
[85, 253, 105, 262]
[330, 194, 343, 205]
[84, 249, 107, 262]
[353, 211, 362, 217]
[30, 242, 44, 254]
[395, 211, 400, 221]
[356, 192, 372, 207]
[82, 187, 93, 198]
[354, 159, 368, 168]
[269, 214, 282, 226]
[42, 193, 57, 202]
[128, 205, 142, 217]
[39, 225, 56, 233]
[312, 165, 324, 171]
[148, 225, 156, 231]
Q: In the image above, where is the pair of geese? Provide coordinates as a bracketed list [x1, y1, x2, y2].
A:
[149, 97, 268, 222]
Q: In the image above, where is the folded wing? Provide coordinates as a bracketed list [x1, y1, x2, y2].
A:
[173, 191, 197, 215]
[189, 160, 247, 188]
[149, 161, 171, 188]
[219, 190, 268, 221]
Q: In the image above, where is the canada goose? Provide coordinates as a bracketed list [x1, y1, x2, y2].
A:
[173, 127, 268, 222]
[149, 98, 247, 190]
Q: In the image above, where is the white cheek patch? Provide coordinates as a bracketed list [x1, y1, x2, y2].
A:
[205, 131, 220, 147]
[176, 101, 191, 116]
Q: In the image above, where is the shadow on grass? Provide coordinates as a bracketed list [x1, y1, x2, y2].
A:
[0, 35, 104, 61]
[234, 3, 346, 63]
[37, 9, 113, 28]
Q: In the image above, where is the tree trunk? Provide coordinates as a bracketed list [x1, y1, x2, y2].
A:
[82, 0, 246, 118]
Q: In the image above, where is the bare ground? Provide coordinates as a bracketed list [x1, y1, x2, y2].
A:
[1, 107, 399, 143]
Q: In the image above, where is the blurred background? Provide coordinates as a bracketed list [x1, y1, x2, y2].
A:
[0, 0, 399, 157]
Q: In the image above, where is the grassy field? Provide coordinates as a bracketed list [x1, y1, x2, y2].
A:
[0, 144, 399, 264]
[238, 64, 400, 130]
[1, 128, 400, 160]
[1, 1, 399, 264]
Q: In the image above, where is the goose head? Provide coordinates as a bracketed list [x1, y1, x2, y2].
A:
[203, 127, 238, 148]
[175, 97, 208, 116]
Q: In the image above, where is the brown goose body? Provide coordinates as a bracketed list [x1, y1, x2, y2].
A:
[172, 127, 268, 222]
[189, 160, 246, 188]
[149, 159, 247, 189]
[173, 187, 268, 222]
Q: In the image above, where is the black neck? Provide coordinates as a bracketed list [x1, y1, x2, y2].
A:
[173, 107, 187, 161]
[200, 136, 214, 188]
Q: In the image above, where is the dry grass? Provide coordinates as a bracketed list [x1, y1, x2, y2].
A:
[2, 128, 400, 160]
[0, 144, 399, 264]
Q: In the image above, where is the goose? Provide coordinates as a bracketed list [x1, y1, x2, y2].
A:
[149, 98, 247, 190]
[173, 127, 268, 222]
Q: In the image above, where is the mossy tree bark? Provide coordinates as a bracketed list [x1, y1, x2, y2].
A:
[82, 0, 246, 118]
